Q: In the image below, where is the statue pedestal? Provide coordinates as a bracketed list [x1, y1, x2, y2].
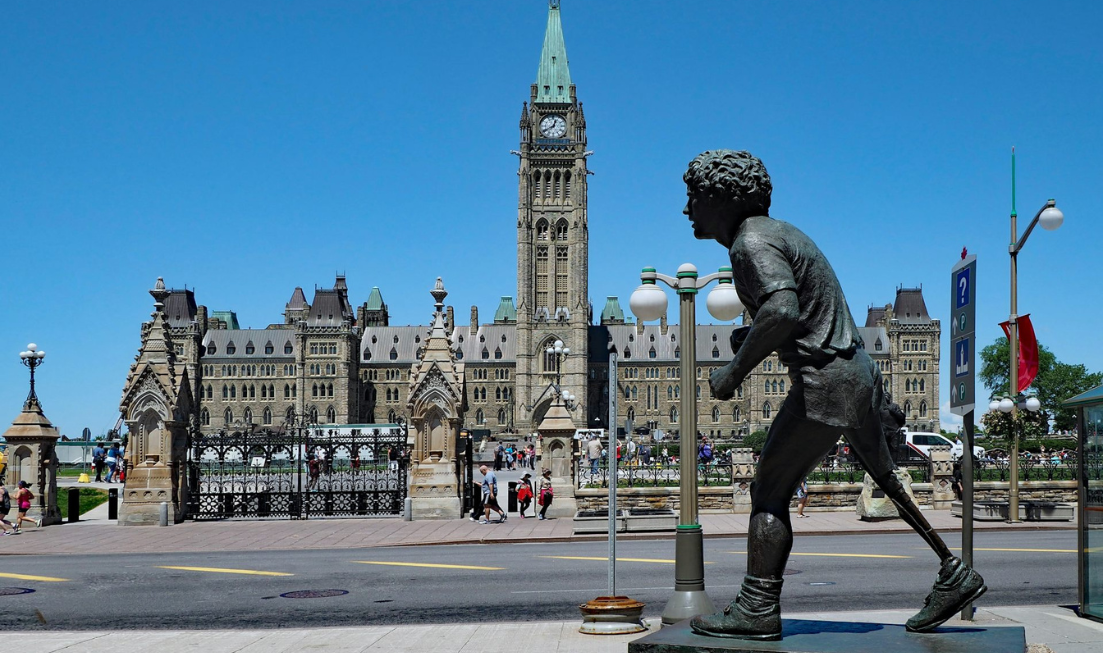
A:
[119, 463, 176, 526]
[628, 618, 1025, 653]
[408, 461, 462, 520]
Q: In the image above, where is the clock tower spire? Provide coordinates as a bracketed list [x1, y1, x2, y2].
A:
[515, 0, 589, 430]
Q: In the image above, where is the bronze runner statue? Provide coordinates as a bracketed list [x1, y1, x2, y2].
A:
[684, 150, 985, 641]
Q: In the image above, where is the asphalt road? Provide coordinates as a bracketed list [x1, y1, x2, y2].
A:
[0, 530, 1076, 630]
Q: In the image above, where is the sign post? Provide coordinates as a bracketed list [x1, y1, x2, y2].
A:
[950, 253, 977, 620]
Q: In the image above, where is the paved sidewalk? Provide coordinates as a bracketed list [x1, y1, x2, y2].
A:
[0, 501, 1075, 556]
[7, 605, 1101, 652]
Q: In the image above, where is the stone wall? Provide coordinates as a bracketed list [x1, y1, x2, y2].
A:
[574, 479, 1075, 514]
[576, 486, 734, 513]
[971, 481, 1077, 503]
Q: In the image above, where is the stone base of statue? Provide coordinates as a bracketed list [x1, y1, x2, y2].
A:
[542, 483, 577, 519]
[628, 617, 1025, 653]
[856, 470, 914, 521]
[119, 463, 177, 526]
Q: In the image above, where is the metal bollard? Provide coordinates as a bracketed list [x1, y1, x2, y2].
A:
[403, 497, 412, 521]
[107, 488, 119, 520]
[67, 487, 80, 523]
[159, 501, 169, 527]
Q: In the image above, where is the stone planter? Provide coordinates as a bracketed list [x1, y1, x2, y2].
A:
[951, 500, 1074, 522]
[573, 509, 627, 534]
[625, 508, 676, 532]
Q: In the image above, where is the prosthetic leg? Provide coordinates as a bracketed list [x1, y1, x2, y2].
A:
[872, 469, 987, 632]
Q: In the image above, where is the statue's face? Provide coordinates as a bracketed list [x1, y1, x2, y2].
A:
[684, 188, 728, 242]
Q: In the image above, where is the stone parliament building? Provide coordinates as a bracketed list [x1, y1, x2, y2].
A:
[140, 2, 942, 443]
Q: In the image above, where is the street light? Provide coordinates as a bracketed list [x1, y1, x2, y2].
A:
[990, 393, 1043, 520]
[630, 263, 743, 625]
[1005, 157, 1064, 522]
[19, 343, 47, 405]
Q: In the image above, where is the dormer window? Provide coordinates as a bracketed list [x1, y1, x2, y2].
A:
[245, 342, 255, 355]
[226, 342, 236, 355]
[284, 343, 293, 355]
[389, 348, 398, 361]
[502, 334, 507, 342]
[264, 342, 274, 355]
[207, 344, 217, 355]
[415, 335, 421, 343]
[494, 347, 503, 360]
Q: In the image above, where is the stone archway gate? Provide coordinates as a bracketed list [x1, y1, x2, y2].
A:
[187, 426, 407, 520]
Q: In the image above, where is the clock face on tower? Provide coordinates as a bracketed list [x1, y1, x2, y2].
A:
[539, 114, 567, 138]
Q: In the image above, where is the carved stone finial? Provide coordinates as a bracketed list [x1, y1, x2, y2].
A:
[150, 277, 170, 305]
[430, 277, 448, 309]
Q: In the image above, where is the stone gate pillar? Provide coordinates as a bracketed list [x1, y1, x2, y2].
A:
[117, 279, 194, 525]
[536, 397, 577, 518]
[2, 396, 61, 526]
[406, 278, 466, 520]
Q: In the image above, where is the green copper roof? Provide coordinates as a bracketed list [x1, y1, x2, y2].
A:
[494, 296, 517, 323]
[365, 286, 385, 311]
[535, 1, 572, 104]
[211, 310, 240, 330]
[601, 296, 625, 322]
[1063, 382, 1103, 408]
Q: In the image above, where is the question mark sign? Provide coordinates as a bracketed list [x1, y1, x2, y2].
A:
[959, 275, 967, 304]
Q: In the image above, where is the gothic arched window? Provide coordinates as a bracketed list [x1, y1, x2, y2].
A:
[243, 408, 253, 424]
[712, 406, 720, 423]
[224, 409, 233, 425]
[670, 406, 678, 424]
[763, 402, 772, 419]
[536, 219, 549, 241]
[476, 408, 485, 425]
[556, 219, 568, 241]
[263, 408, 272, 425]
[326, 406, 336, 423]
[919, 401, 928, 418]
[200, 408, 210, 426]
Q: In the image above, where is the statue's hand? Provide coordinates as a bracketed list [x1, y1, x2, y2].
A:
[709, 364, 741, 401]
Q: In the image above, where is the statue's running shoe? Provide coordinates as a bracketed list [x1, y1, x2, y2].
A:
[905, 556, 987, 632]
[690, 575, 782, 641]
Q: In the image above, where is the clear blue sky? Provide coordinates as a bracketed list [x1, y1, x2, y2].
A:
[2, 1, 1100, 438]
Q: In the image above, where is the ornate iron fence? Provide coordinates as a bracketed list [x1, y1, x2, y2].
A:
[187, 425, 407, 520]
[971, 450, 1077, 482]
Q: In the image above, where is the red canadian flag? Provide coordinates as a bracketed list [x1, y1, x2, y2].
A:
[1000, 314, 1040, 392]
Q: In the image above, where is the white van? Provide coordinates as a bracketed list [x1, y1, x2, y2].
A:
[905, 431, 985, 461]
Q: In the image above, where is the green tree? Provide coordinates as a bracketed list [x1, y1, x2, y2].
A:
[979, 336, 1102, 432]
[743, 430, 768, 454]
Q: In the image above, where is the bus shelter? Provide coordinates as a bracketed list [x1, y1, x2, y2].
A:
[1065, 383, 1103, 622]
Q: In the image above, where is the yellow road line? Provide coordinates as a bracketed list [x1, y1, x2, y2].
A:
[352, 561, 504, 571]
[0, 572, 69, 582]
[950, 547, 1075, 554]
[156, 566, 293, 577]
[729, 551, 912, 559]
[541, 555, 714, 565]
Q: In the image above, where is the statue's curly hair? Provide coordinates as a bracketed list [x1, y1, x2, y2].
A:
[684, 150, 772, 214]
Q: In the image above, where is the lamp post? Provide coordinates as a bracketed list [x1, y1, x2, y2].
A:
[630, 263, 743, 625]
[1005, 152, 1064, 522]
[19, 343, 47, 405]
[990, 394, 1042, 521]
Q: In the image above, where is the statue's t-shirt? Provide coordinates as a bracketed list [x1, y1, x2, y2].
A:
[729, 216, 876, 429]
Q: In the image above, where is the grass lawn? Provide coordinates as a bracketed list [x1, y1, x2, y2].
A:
[57, 488, 109, 517]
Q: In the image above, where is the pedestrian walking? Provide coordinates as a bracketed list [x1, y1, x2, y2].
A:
[106, 443, 120, 482]
[516, 472, 534, 518]
[537, 467, 554, 520]
[527, 444, 537, 470]
[307, 455, 321, 490]
[587, 435, 602, 474]
[795, 479, 809, 518]
[479, 465, 507, 523]
[14, 480, 38, 531]
[494, 443, 504, 471]
[92, 442, 106, 482]
[0, 485, 15, 535]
